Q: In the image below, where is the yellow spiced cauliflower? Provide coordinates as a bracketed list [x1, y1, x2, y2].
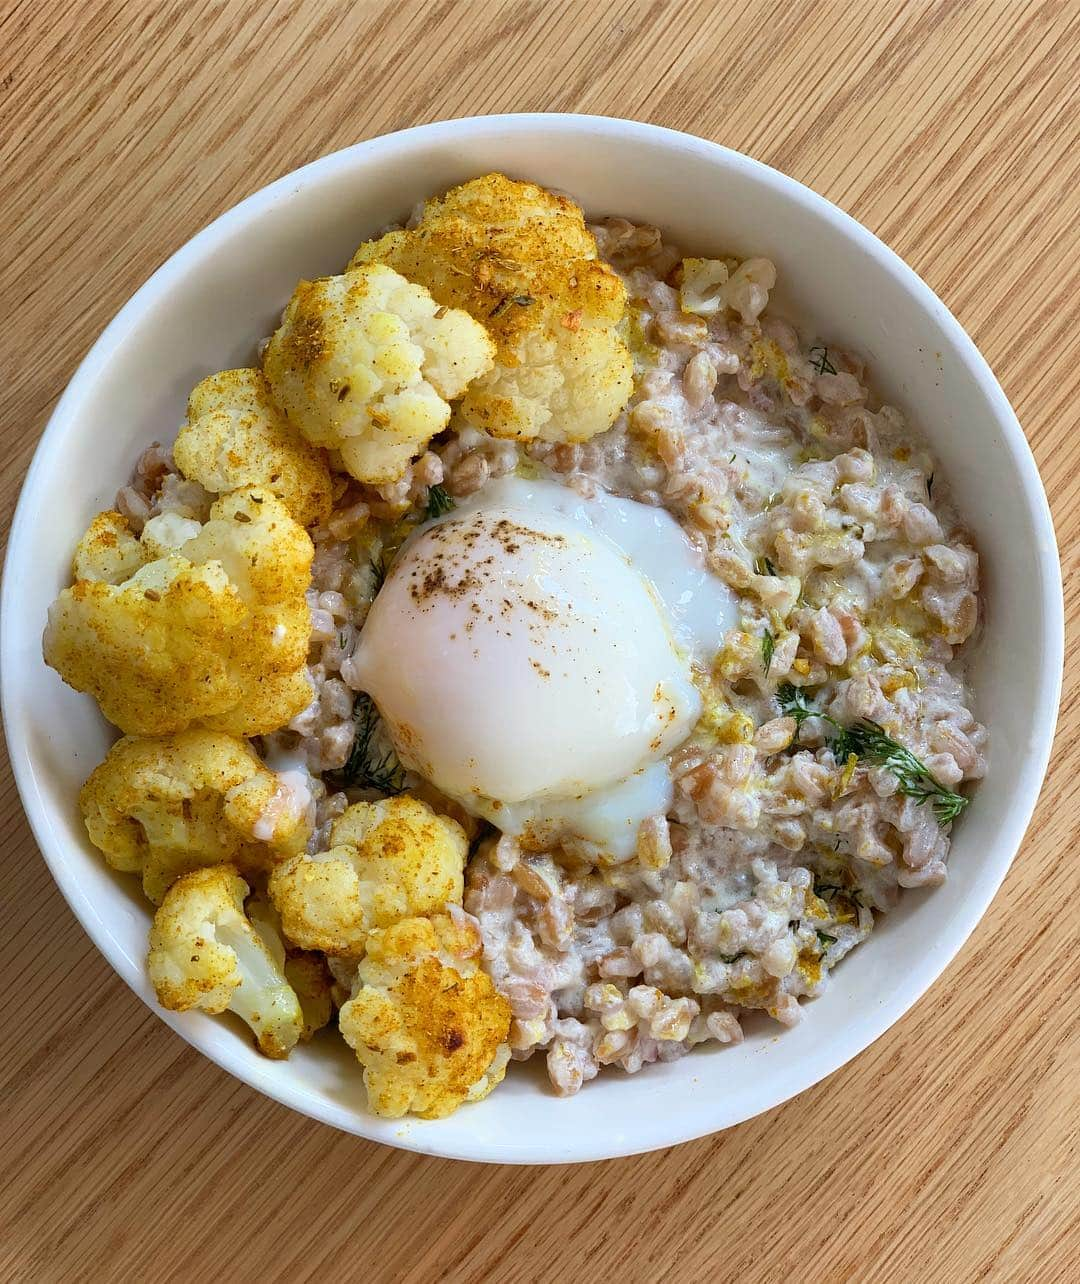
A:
[43, 486, 313, 736]
[72, 510, 148, 583]
[148, 864, 304, 1058]
[174, 368, 333, 526]
[80, 730, 310, 904]
[337, 912, 511, 1118]
[268, 795, 467, 957]
[262, 264, 495, 484]
[349, 172, 634, 444]
[678, 256, 777, 325]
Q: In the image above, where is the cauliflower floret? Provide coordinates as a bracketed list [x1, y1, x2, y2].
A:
[80, 731, 311, 904]
[174, 368, 333, 526]
[349, 172, 633, 444]
[269, 794, 467, 957]
[72, 510, 149, 583]
[338, 912, 511, 1118]
[44, 487, 313, 736]
[679, 256, 777, 324]
[148, 864, 304, 1058]
[262, 264, 494, 485]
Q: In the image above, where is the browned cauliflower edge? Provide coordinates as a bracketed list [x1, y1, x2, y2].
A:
[349, 172, 634, 444]
[337, 912, 511, 1119]
[80, 730, 311, 904]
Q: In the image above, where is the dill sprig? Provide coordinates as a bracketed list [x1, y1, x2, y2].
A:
[326, 692, 406, 795]
[369, 554, 388, 596]
[762, 629, 775, 675]
[776, 682, 830, 738]
[754, 555, 778, 576]
[775, 683, 968, 825]
[843, 720, 970, 824]
[809, 345, 838, 376]
[424, 484, 455, 521]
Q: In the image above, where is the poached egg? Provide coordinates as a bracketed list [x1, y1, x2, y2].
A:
[349, 477, 736, 858]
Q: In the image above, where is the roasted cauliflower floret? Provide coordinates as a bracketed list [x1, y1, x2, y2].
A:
[262, 264, 494, 485]
[268, 794, 467, 957]
[44, 487, 313, 736]
[174, 368, 333, 526]
[338, 912, 511, 1118]
[73, 510, 149, 583]
[678, 255, 776, 325]
[148, 864, 304, 1058]
[80, 731, 311, 904]
[349, 172, 634, 444]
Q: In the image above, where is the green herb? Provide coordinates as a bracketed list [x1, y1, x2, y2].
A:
[424, 484, 455, 521]
[489, 293, 535, 318]
[843, 719, 970, 824]
[775, 682, 819, 735]
[809, 345, 838, 376]
[754, 555, 778, 576]
[777, 688, 966, 824]
[730, 452, 737, 464]
[926, 472, 935, 500]
[720, 952, 747, 965]
[338, 631, 348, 650]
[326, 692, 406, 795]
[778, 683, 853, 755]
[762, 628, 775, 675]
[370, 554, 388, 596]
[816, 930, 837, 951]
[813, 880, 863, 910]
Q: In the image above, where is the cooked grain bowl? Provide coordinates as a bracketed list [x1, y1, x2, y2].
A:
[42, 172, 986, 1119]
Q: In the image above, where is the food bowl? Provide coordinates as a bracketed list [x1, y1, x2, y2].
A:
[1, 114, 1063, 1163]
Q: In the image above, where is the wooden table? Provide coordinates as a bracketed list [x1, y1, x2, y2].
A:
[2, 2, 1078, 1279]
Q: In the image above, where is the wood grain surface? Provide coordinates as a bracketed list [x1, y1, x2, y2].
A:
[2, 2, 1078, 1280]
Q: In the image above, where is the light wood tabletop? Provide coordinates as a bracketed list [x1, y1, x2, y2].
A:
[2, 2, 1078, 1280]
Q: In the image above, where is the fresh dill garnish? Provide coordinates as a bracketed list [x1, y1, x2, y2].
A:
[813, 879, 862, 908]
[730, 452, 737, 464]
[777, 685, 968, 825]
[775, 682, 817, 734]
[809, 345, 838, 376]
[489, 293, 535, 318]
[424, 484, 455, 521]
[843, 720, 970, 824]
[762, 628, 775, 675]
[926, 472, 935, 500]
[370, 554, 388, 596]
[326, 692, 406, 795]
[720, 952, 747, 965]
[816, 930, 837, 951]
[754, 555, 778, 576]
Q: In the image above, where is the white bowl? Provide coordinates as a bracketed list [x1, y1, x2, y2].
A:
[2, 114, 1063, 1164]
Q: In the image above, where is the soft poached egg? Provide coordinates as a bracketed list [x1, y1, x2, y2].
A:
[350, 477, 736, 857]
